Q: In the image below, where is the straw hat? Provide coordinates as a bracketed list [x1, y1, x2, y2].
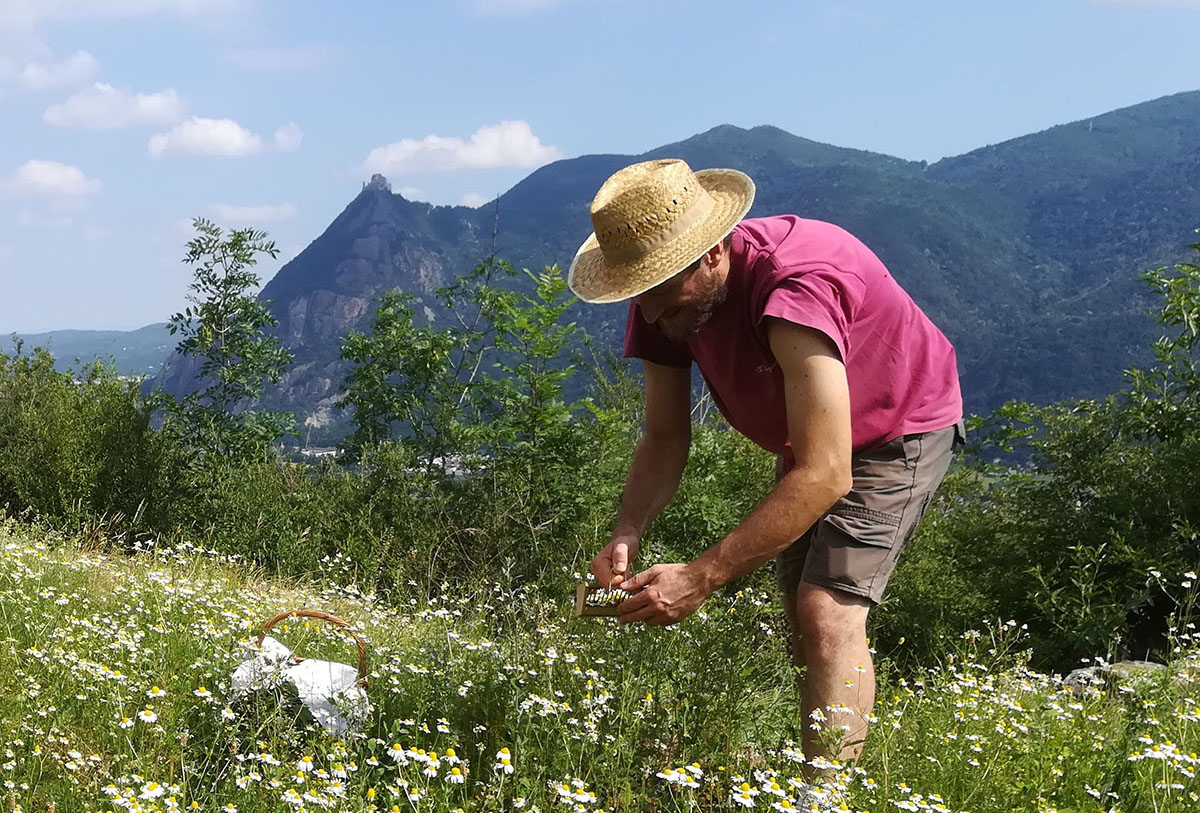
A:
[567, 159, 755, 304]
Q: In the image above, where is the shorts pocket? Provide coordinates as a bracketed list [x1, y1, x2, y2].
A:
[807, 511, 900, 598]
[823, 504, 902, 549]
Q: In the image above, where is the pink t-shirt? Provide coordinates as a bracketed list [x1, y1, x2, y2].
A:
[623, 216, 962, 461]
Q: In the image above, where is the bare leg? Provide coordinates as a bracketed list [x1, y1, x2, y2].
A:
[791, 583, 874, 769]
[782, 582, 808, 689]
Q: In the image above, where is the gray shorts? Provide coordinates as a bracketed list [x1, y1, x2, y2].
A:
[775, 421, 964, 604]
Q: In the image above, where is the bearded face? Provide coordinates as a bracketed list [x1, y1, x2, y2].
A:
[636, 262, 728, 343]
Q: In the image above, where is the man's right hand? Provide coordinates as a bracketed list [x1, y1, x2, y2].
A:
[590, 534, 640, 588]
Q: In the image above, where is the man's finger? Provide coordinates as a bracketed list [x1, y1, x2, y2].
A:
[621, 565, 658, 593]
[613, 542, 628, 577]
[617, 588, 653, 617]
[619, 603, 662, 625]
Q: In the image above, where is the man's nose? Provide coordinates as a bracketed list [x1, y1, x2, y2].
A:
[637, 296, 665, 323]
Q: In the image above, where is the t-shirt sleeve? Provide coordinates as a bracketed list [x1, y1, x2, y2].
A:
[759, 264, 865, 362]
[622, 301, 693, 368]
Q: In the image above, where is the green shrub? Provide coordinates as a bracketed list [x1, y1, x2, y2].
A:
[877, 232, 1200, 671]
[0, 347, 168, 532]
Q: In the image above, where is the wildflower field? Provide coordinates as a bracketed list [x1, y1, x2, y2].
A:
[1, 520, 1198, 813]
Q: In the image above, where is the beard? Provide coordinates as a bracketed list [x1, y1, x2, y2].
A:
[658, 275, 728, 343]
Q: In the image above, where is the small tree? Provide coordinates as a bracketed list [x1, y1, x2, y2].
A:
[1122, 230, 1200, 442]
[340, 291, 467, 464]
[157, 218, 295, 467]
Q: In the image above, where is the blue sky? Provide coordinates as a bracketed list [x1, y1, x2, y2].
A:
[1, 0, 1198, 333]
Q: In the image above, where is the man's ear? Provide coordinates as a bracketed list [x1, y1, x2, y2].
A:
[704, 240, 725, 268]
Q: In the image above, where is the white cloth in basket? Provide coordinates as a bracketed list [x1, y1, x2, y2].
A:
[230, 634, 370, 736]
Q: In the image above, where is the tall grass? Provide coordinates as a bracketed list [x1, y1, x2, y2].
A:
[2, 523, 1197, 813]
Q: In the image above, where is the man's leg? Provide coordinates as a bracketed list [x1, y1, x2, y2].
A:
[775, 422, 963, 770]
[793, 584, 872, 765]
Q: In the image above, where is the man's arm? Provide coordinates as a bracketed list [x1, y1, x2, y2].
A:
[618, 319, 853, 623]
[589, 360, 691, 586]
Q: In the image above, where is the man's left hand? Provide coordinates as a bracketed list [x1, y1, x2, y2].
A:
[617, 563, 712, 626]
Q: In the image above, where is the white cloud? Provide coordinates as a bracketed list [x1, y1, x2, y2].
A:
[9, 159, 101, 198]
[148, 117, 262, 158]
[363, 120, 564, 175]
[273, 121, 303, 152]
[224, 45, 328, 72]
[460, 192, 489, 208]
[0, 1, 244, 88]
[396, 186, 424, 199]
[209, 203, 297, 224]
[44, 82, 185, 128]
[20, 49, 98, 90]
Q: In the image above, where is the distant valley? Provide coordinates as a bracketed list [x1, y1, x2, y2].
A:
[0, 324, 171, 378]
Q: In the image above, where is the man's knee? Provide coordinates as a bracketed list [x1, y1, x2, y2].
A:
[794, 583, 870, 662]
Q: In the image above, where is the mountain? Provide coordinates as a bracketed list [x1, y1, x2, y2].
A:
[145, 90, 1200, 432]
[1, 323, 171, 377]
[927, 92, 1200, 403]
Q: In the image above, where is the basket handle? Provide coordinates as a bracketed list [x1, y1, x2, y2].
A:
[257, 609, 368, 687]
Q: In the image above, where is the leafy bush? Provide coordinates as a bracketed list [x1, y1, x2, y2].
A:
[339, 260, 635, 590]
[0, 346, 167, 532]
[878, 231, 1200, 670]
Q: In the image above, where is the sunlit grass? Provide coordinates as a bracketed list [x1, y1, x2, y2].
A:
[1, 518, 1197, 812]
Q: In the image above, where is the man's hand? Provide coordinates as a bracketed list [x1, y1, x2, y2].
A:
[617, 563, 713, 626]
[590, 534, 640, 588]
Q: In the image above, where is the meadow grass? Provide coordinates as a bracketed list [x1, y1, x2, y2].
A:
[1, 520, 1197, 813]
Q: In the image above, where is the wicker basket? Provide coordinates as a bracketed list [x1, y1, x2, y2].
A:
[256, 609, 369, 688]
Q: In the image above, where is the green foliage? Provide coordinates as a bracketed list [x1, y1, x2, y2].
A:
[470, 266, 581, 457]
[653, 402, 775, 566]
[155, 218, 295, 467]
[340, 291, 465, 463]
[338, 260, 632, 588]
[0, 344, 166, 531]
[878, 232, 1200, 670]
[341, 258, 593, 466]
[1123, 233, 1200, 442]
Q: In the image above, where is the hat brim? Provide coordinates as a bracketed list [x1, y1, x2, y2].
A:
[567, 168, 756, 304]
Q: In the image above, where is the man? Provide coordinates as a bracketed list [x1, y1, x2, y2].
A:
[567, 158, 963, 765]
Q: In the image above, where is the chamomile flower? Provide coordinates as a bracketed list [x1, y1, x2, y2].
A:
[139, 782, 165, 800]
[733, 789, 757, 807]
